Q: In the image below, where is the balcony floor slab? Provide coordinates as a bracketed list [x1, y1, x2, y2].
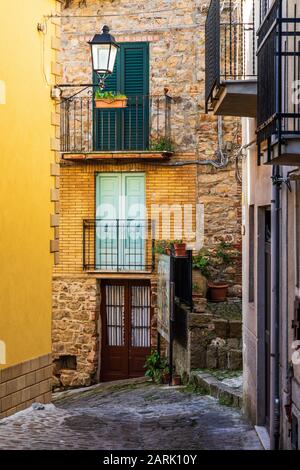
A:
[62, 151, 173, 162]
[212, 80, 257, 118]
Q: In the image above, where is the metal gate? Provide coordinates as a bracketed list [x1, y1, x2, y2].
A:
[101, 280, 151, 381]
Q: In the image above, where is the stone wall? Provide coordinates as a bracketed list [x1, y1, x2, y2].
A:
[173, 301, 243, 376]
[52, 277, 100, 388]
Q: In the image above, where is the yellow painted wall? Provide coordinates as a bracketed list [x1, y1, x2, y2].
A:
[0, 0, 59, 368]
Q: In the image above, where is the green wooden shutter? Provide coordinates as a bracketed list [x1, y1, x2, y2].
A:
[93, 55, 119, 151]
[123, 43, 149, 150]
[93, 43, 149, 151]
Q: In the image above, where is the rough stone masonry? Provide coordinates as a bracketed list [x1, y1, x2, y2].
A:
[52, 0, 242, 388]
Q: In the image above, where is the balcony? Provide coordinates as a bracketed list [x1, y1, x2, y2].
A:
[205, 0, 257, 117]
[257, 0, 300, 165]
[83, 219, 155, 273]
[60, 93, 173, 161]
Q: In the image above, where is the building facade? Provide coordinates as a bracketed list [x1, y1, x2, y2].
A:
[0, 0, 62, 417]
[52, 0, 242, 389]
[205, 0, 300, 450]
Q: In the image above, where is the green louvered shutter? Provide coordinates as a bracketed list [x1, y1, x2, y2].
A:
[93, 56, 119, 151]
[93, 43, 149, 151]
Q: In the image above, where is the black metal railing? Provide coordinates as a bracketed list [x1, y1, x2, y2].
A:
[83, 219, 155, 272]
[60, 93, 172, 153]
[260, 0, 272, 22]
[257, 0, 300, 161]
[205, 0, 257, 112]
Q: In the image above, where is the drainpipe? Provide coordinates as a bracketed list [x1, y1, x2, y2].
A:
[270, 165, 281, 450]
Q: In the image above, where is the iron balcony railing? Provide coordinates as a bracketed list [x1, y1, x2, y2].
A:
[60, 93, 172, 154]
[257, 0, 300, 161]
[205, 0, 257, 112]
[83, 219, 155, 272]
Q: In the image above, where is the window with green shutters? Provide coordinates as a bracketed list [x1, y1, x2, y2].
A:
[93, 42, 149, 151]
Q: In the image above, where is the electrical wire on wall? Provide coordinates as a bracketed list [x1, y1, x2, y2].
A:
[38, 18, 51, 86]
[234, 139, 256, 183]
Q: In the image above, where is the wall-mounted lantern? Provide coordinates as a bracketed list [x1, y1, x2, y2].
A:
[89, 25, 119, 89]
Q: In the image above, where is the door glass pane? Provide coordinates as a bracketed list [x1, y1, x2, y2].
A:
[131, 286, 150, 347]
[106, 285, 125, 346]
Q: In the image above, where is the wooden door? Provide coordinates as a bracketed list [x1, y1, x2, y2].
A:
[101, 280, 151, 381]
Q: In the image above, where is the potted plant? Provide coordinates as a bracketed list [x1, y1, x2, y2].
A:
[192, 283, 203, 300]
[155, 240, 172, 256]
[171, 240, 187, 257]
[94, 90, 128, 109]
[193, 241, 237, 302]
[144, 350, 170, 384]
[150, 137, 175, 155]
[171, 374, 181, 386]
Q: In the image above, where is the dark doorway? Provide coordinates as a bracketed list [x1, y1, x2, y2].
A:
[100, 280, 151, 381]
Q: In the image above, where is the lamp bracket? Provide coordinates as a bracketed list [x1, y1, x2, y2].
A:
[271, 174, 292, 192]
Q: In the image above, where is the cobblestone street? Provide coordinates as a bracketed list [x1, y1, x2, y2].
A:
[0, 382, 262, 450]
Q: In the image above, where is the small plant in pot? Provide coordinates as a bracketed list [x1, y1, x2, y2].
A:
[155, 240, 172, 256]
[193, 241, 237, 302]
[171, 240, 187, 257]
[94, 90, 127, 109]
[150, 137, 175, 154]
[192, 282, 202, 299]
[144, 350, 170, 384]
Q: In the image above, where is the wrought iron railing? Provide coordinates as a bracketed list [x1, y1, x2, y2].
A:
[60, 93, 172, 153]
[257, 0, 300, 161]
[83, 219, 155, 272]
[260, 0, 272, 22]
[205, 0, 257, 112]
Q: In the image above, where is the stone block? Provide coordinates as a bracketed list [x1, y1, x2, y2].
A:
[207, 345, 218, 369]
[214, 319, 228, 338]
[217, 347, 228, 369]
[190, 344, 207, 370]
[227, 338, 240, 349]
[193, 297, 208, 313]
[189, 313, 212, 327]
[229, 321, 242, 339]
[228, 349, 243, 370]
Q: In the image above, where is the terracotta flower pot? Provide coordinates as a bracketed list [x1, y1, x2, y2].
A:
[94, 98, 127, 109]
[173, 243, 187, 257]
[172, 375, 181, 386]
[208, 282, 229, 302]
[165, 248, 171, 255]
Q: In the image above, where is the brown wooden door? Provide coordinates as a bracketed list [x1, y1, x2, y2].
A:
[101, 280, 151, 381]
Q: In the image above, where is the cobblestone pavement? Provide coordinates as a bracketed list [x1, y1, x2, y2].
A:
[0, 382, 262, 450]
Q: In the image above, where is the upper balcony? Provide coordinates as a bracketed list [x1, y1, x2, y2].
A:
[257, 0, 300, 165]
[205, 0, 257, 117]
[59, 92, 174, 162]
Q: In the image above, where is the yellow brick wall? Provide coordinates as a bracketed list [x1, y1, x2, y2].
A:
[54, 153, 197, 275]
